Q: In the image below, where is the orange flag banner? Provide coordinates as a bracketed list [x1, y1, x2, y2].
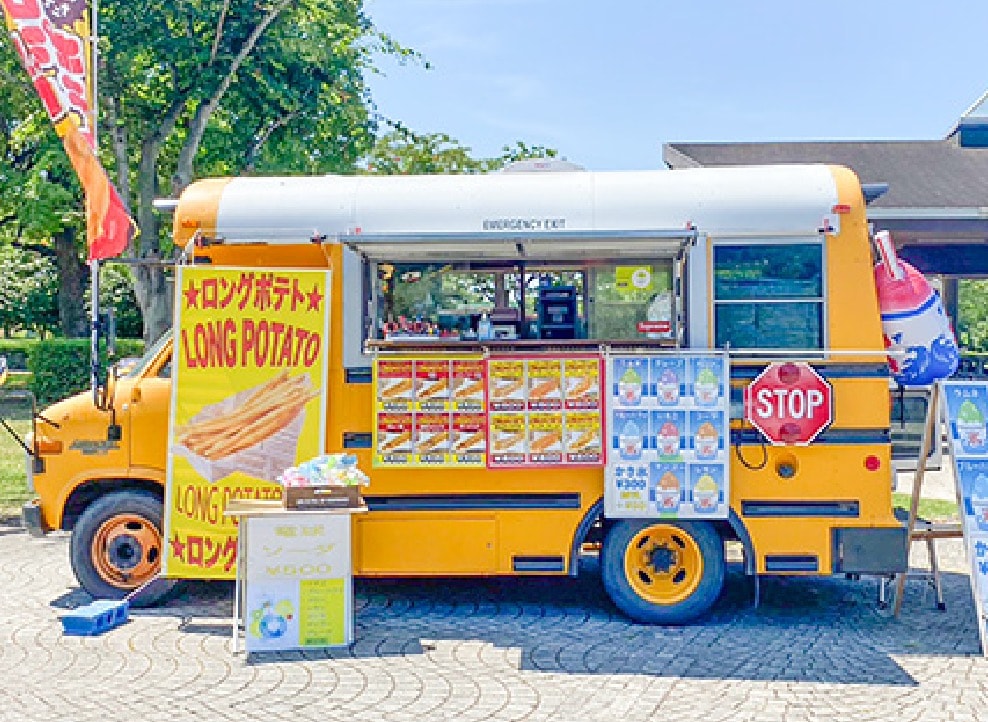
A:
[1, 0, 135, 260]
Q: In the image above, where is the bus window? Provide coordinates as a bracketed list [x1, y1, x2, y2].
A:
[713, 242, 824, 349]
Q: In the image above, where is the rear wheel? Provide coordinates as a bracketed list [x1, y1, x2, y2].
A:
[70, 490, 173, 606]
[602, 519, 725, 624]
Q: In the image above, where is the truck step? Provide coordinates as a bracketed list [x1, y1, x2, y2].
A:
[60, 600, 130, 636]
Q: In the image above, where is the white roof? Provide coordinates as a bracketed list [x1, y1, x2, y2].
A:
[200, 164, 842, 260]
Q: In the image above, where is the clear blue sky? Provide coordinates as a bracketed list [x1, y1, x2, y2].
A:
[365, 0, 988, 171]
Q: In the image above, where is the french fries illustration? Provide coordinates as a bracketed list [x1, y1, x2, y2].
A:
[176, 372, 318, 461]
[566, 376, 597, 399]
[380, 377, 414, 399]
[492, 378, 524, 399]
[530, 430, 562, 453]
[529, 377, 561, 400]
[493, 431, 525, 451]
[568, 428, 600, 452]
[453, 378, 485, 398]
[417, 378, 450, 399]
[416, 431, 449, 454]
[454, 429, 486, 452]
[381, 430, 413, 452]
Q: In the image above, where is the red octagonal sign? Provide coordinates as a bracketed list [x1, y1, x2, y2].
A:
[743, 362, 833, 445]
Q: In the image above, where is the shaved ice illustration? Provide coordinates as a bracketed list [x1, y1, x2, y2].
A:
[658, 369, 680, 404]
[657, 421, 681, 456]
[657, 471, 681, 511]
[693, 474, 719, 512]
[970, 473, 988, 532]
[957, 400, 987, 454]
[694, 367, 719, 405]
[619, 419, 643, 460]
[619, 366, 643, 406]
[694, 421, 719, 459]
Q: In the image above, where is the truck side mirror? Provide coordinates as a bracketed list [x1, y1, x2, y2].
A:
[100, 309, 116, 358]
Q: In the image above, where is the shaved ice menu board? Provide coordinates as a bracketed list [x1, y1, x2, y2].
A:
[941, 381, 988, 656]
[373, 354, 604, 469]
[604, 352, 731, 520]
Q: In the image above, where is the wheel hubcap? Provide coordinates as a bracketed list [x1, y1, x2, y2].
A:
[624, 524, 704, 605]
[91, 514, 161, 590]
[108, 534, 141, 570]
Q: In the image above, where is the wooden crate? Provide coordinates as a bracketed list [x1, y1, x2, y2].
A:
[283, 485, 362, 510]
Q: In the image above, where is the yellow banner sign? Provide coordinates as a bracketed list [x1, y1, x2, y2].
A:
[163, 266, 331, 579]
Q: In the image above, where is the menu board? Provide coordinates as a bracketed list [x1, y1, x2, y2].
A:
[374, 356, 487, 467]
[605, 352, 730, 519]
[243, 513, 353, 652]
[486, 355, 604, 469]
[374, 353, 605, 469]
[941, 381, 988, 655]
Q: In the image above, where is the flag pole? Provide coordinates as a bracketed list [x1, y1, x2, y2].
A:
[89, 0, 101, 405]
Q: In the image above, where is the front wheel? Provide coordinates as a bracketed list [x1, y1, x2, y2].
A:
[602, 519, 725, 624]
[69, 490, 172, 606]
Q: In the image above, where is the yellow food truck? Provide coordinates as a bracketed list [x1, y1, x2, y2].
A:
[21, 163, 907, 623]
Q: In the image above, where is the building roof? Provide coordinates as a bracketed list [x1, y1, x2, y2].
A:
[663, 140, 988, 209]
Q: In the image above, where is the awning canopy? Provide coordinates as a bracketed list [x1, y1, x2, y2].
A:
[341, 229, 699, 263]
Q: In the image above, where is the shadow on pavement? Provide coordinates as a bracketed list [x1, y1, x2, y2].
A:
[48, 556, 982, 684]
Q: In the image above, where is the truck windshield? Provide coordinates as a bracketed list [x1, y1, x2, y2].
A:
[125, 331, 172, 379]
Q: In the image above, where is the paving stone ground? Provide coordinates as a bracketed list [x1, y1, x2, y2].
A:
[1, 522, 987, 722]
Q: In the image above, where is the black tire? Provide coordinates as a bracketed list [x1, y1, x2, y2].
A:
[602, 519, 725, 624]
[69, 490, 174, 606]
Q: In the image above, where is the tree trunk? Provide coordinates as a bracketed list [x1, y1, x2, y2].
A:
[134, 263, 172, 345]
[53, 228, 87, 337]
[131, 139, 171, 345]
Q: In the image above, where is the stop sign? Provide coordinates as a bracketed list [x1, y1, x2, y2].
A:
[743, 362, 833, 445]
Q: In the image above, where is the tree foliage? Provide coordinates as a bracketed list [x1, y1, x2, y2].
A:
[95, 0, 417, 343]
[365, 128, 558, 175]
[1, 1, 567, 346]
[957, 279, 988, 351]
[0, 246, 58, 336]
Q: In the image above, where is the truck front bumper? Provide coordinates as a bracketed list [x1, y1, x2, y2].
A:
[21, 499, 46, 538]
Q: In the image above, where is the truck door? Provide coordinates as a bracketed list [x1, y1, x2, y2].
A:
[126, 346, 173, 474]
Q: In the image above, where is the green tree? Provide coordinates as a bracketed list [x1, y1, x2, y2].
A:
[958, 279, 988, 351]
[0, 246, 58, 336]
[86, 264, 143, 340]
[365, 128, 558, 175]
[0, 43, 89, 338]
[95, 0, 414, 344]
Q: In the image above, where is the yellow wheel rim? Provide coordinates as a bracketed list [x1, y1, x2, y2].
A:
[623, 524, 704, 605]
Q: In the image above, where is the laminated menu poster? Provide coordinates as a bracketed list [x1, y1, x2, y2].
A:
[243, 514, 353, 652]
[940, 381, 988, 655]
[374, 354, 604, 469]
[374, 355, 486, 467]
[605, 352, 730, 519]
[485, 355, 604, 469]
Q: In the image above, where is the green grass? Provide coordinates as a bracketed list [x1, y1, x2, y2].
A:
[0, 419, 31, 517]
[892, 492, 959, 522]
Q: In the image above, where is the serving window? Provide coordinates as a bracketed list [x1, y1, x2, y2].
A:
[368, 260, 674, 343]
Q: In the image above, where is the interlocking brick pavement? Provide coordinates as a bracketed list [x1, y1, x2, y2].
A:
[1, 523, 987, 722]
